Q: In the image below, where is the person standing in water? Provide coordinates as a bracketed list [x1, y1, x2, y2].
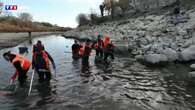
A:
[72, 40, 82, 59]
[95, 34, 104, 58]
[81, 40, 92, 66]
[32, 40, 56, 83]
[3, 51, 31, 86]
[103, 36, 115, 63]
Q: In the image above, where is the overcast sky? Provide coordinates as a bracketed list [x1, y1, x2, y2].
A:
[1, 0, 103, 27]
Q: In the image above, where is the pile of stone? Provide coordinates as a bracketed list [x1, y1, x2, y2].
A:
[63, 9, 195, 65]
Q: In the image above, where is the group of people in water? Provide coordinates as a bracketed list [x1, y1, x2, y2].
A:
[3, 40, 56, 87]
[71, 34, 115, 66]
[2, 33, 115, 87]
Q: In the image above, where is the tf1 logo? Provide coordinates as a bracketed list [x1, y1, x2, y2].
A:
[5, 5, 17, 10]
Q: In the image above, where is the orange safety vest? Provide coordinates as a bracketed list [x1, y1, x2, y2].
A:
[104, 36, 110, 48]
[33, 51, 50, 69]
[12, 54, 31, 70]
[79, 45, 85, 56]
[79, 44, 92, 56]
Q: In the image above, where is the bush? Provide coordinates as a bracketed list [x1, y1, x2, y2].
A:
[118, 0, 129, 14]
[76, 13, 89, 26]
[89, 13, 100, 24]
[18, 13, 32, 22]
[40, 22, 53, 27]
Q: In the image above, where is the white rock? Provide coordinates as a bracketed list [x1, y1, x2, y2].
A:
[144, 54, 168, 64]
[190, 64, 195, 70]
[135, 55, 144, 61]
[162, 48, 179, 61]
[181, 45, 195, 61]
[189, 71, 195, 78]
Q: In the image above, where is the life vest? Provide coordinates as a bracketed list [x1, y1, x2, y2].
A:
[33, 50, 49, 70]
[79, 44, 84, 56]
[12, 54, 31, 70]
[104, 36, 110, 48]
[84, 44, 92, 56]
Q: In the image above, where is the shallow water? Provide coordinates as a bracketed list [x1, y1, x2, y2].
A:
[0, 35, 194, 110]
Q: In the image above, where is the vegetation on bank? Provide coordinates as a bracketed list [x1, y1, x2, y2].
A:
[76, 0, 195, 27]
[76, 0, 129, 27]
[0, 13, 72, 32]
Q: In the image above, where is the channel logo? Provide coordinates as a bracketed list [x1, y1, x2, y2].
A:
[5, 5, 17, 10]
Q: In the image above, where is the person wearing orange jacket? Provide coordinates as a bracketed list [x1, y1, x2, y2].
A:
[80, 39, 96, 66]
[32, 40, 56, 83]
[103, 36, 115, 62]
[3, 51, 31, 86]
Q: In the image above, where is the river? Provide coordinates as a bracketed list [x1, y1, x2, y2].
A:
[0, 35, 194, 110]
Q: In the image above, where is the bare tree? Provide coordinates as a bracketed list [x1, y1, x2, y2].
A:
[18, 12, 32, 22]
[118, 0, 129, 14]
[18, 13, 33, 28]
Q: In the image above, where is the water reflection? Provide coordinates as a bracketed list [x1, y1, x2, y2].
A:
[36, 82, 53, 106]
[0, 35, 195, 110]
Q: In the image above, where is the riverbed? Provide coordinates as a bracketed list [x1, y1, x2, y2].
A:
[0, 35, 194, 110]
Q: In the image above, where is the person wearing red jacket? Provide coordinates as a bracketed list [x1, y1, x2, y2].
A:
[32, 40, 56, 83]
[72, 40, 82, 59]
[104, 40, 115, 62]
[3, 51, 31, 86]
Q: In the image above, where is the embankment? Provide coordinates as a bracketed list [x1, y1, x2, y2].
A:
[63, 9, 195, 64]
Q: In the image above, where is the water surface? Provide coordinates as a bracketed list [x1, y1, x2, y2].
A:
[0, 35, 194, 110]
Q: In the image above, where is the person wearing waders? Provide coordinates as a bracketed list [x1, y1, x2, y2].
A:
[104, 37, 115, 63]
[81, 40, 92, 66]
[95, 34, 104, 58]
[72, 40, 82, 59]
[32, 40, 56, 83]
[3, 51, 31, 87]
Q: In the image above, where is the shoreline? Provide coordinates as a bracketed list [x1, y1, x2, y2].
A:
[63, 9, 195, 65]
[0, 32, 64, 50]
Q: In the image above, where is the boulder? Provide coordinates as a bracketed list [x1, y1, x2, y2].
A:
[135, 55, 144, 62]
[162, 48, 179, 61]
[144, 54, 168, 64]
[190, 64, 195, 71]
[189, 71, 195, 78]
[181, 45, 195, 61]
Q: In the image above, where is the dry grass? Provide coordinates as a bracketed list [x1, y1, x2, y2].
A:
[0, 16, 72, 32]
[0, 22, 71, 32]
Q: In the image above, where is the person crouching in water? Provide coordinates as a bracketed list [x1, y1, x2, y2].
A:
[32, 40, 56, 83]
[3, 51, 31, 87]
[104, 38, 115, 63]
[72, 40, 82, 59]
[95, 34, 104, 58]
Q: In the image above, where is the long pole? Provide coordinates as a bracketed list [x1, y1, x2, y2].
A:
[9, 79, 13, 85]
[28, 70, 35, 96]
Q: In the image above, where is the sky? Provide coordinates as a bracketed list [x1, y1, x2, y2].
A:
[0, 0, 103, 27]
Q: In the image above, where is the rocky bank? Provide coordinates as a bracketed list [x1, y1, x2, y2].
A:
[63, 9, 195, 64]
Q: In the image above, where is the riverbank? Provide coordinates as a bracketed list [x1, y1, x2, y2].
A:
[63, 8, 195, 64]
[0, 32, 64, 49]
